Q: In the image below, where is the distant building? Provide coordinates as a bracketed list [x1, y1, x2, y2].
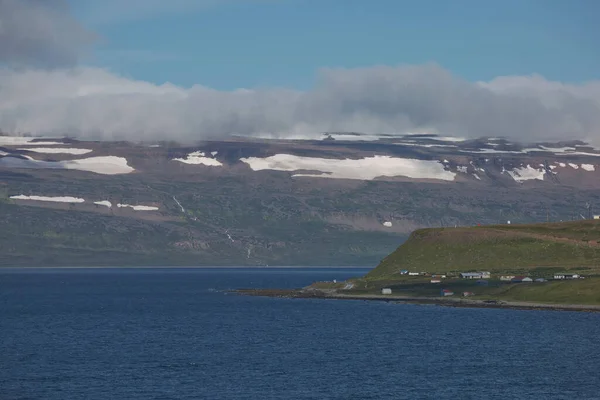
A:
[441, 289, 454, 296]
[460, 272, 483, 279]
[408, 272, 420, 276]
[534, 278, 546, 283]
[554, 273, 581, 280]
[512, 276, 533, 283]
[400, 270, 409, 275]
[381, 288, 392, 295]
[430, 279, 441, 284]
[431, 274, 447, 278]
[462, 291, 475, 297]
[500, 275, 515, 281]
[480, 271, 491, 279]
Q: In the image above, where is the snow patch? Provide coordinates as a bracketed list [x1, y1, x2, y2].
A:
[10, 195, 85, 203]
[505, 165, 545, 182]
[395, 142, 457, 148]
[0, 155, 134, 175]
[569, 163, 579, 169]
[558, 162, 566, 167]
[64, 156, 134, 174]
[557, 151, 600, 157]
[383, 221, 393, 227]
[211, 151, 218, 156]
[581, 164, 595, 171]
[117, 204, 159, 211]
[457, 166, 468, 173]
[473, 173, 481, 180]
[17, 147, 93, 155]
[240, 154, 456, 181]
[94, 200, 112, 208]
[174, 151, 222, 166]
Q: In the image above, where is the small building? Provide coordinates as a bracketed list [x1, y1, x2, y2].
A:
[480, 271, 491, 279]
[381, 288, 392, 295]
[431, 274, 447, 279]
[500, 275, 515, 281]
[400, 270, 409, 275]
[512, 276, 533, 283]
[441, 289, 454, 296]
[534, 278, 546, 283]
[408, 272, 420, 276]
[594, 215, 600, 220]
[460, 272, 483, 279]
[430, 279, 441, 284]
[463, 291, 475, 297]
[554, 273, 581, 280]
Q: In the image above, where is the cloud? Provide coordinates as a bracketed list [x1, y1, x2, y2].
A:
[0, 64, 599, 143]
[0, 0, 94, 67]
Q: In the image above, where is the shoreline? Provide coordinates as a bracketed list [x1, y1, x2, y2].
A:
[0, 265, 371, 270]
[235, 289, 600, 313]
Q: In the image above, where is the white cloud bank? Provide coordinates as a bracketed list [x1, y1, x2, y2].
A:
[1, 65, 599, 144]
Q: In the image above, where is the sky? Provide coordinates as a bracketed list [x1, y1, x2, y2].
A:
[0, 0, 599, 143]
[70, 0, 600, 90]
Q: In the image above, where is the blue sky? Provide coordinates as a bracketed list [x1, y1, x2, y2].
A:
[69, 0, 600, 90]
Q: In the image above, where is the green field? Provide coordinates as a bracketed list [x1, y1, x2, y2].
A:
[367, 220, 600, 279]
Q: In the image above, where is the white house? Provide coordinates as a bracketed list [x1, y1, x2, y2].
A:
[381, 288, 392, 295]
[500, 275, 515, 281]
[480, 271, 491, 279]
[408, 272, 420, 276]
[460, 272, 482, 279]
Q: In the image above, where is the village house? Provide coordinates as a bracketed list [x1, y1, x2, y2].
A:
[460, 272, 483, 279]
[480, 271, 491, 279]
[400, 270, 409, 275]
[500, 275, 515, 281]
[430, 279, 441, 284]
[554, 273, 581, 280]
[381, 288, 392, 295]
[431, 274, 447, 278]
[463, 291, 474, 297]
[511, 276, 533, 283]
[441, 289, 454, 296]
[408, 272, 420, 276]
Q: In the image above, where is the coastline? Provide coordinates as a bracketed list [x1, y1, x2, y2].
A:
[0, 265, 371, 269]
[235, 288, 600, 313]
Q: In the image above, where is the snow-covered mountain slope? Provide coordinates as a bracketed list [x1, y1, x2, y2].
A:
[1, 133, 600, 267]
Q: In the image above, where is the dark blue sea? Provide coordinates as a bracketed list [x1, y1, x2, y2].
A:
[1, 268, 600, 400]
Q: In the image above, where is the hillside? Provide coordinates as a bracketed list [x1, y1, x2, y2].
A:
[368, 220, 600, 279]
[3, 133, 600, 266]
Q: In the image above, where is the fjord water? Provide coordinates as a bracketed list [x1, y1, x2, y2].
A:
[2, 268, 599, 400]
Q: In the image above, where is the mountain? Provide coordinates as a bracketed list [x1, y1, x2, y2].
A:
[367, 220, 600, 279]
[2, 132, 600, 267]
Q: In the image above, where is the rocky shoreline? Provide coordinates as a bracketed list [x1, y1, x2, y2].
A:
[234, 288, 600, 313]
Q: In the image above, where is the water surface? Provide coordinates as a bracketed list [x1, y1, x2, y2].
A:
[1, 268, 599, 399]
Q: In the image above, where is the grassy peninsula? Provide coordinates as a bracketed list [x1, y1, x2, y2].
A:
[240, 220, 600, 310]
